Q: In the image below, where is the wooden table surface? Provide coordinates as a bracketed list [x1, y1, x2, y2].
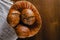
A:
[12, 0, 60, 40]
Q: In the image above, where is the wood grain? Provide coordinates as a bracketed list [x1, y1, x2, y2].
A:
[11, 0, 60, 40]
[27, 0, 60, 40]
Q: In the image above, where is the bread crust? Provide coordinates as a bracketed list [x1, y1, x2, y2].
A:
[7, 1, 42, 38]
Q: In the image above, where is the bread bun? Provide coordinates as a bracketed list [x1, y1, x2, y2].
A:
[7, 9, 20, 27]
[7, 1, 42, 38]
[21, 9, 35, 25]
[15, 24, 30, 38]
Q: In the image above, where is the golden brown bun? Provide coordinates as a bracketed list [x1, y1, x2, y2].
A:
[21, 9, 35, 25]
[7, 1, 42, 38]
[15, 24, 30, 38]
[7, 9, 20, 27]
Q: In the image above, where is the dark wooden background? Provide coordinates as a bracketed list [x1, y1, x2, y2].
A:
[12, 0, 60, 40]
[27, 0, 60, 40]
